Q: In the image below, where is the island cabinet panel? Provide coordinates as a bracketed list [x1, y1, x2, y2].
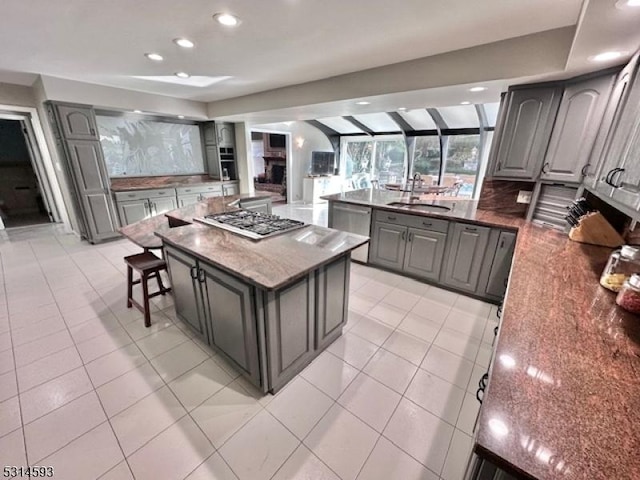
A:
[200, 263, 261, 386]
[402, 227, 447, 282]
[263, 274, 316, 391]
[316, 256, 350, 351]
[369, 222, 407, 270]
[443, 223, 490, 293]
[481, 231, 517, 299]
[164, 245, 208, 342]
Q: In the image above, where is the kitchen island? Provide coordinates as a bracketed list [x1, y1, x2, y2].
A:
[324, 189, 640, 480]
[120, 195, 368, 393]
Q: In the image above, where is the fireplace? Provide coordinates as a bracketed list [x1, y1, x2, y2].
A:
[264, 156, 286, 184]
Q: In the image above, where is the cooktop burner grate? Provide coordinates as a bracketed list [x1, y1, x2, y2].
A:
[195, 210, 306, 239]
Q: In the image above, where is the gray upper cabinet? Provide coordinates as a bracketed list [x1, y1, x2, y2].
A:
[117, 199, 148, 226]
[66, 139, 118, 240]
[202, 122, 217, 146]
[200, 262, 260, 385]
[443, 223, 490, 293]
[56, 105, 99, 140]
[205, 145, 221, 179]
[484, 231, 516, 298]
[216, 122, 235, 148]
[164, 245, 208, 342]
[403, 228, 447, 281]
[541, 75, 615, 183]
[369, 222, 407, 270]
[491, 87, 562, 179]
[589, 56, 638, 197]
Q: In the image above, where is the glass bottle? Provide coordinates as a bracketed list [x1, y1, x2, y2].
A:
[616, 274, 640, 314]
[599, 245, 640, 292]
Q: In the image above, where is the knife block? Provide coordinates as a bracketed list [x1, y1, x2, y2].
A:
[569, 212, 624, 248]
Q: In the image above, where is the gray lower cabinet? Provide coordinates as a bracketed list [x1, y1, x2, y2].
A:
[484, 231, 516, 298]
[117, 199, 149, 226]
[443, 223, 491, 293]
[369, 222, 407, 270]
[150, 196, 177, 215]
[239, 197, 273, 214]
[178, 194, 201, 207]
[403, 227, 447, 281]
[200, 262, 261, 385]
[164, 245, 208, 342]
[223, 183, 239, 196]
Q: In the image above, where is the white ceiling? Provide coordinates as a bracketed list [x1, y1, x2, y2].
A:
[0, 0, 583, 102]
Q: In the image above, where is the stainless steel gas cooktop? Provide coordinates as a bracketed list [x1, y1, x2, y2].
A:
[195, 210, 306, 240]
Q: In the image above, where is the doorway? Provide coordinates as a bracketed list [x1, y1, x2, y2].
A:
[250, 130, 290, 204]
[0, 118, 53, 228]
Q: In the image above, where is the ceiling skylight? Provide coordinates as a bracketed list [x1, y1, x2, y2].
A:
[133, 75, 232, 87]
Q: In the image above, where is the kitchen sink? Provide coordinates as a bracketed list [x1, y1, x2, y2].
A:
[386, 202, 451, 212]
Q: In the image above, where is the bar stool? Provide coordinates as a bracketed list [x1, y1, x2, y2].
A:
[124, 251, 171, 327]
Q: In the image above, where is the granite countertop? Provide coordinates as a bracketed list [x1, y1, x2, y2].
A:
[322, 189, 522, 231]
[476, 223, 640, 480]
[110, 175, 236, 192]
[325, 188, 640, 479]
[119, 195, 368, 290]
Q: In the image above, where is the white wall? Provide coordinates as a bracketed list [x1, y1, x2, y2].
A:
[40, 76, 208, 119]
[250, 122, 333, 202]
[0, 83, 36, 108]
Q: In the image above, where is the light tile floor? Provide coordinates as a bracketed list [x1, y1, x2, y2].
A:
[0, 209, 496, 480]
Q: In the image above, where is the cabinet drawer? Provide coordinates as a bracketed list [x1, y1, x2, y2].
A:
[114, 188, 175, 201]
[176, 184, 222, 195]
[374, 209, 449, 233]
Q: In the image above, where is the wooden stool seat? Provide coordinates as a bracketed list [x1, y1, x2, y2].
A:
[125, 251, 171, 327]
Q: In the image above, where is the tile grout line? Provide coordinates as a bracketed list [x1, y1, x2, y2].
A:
[0, 250, 30, 468]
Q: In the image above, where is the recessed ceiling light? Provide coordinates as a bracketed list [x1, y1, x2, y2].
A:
[356, 101, 370, 105]
[173, 38, 195, 48]
[616, 0, 640, 8]
[178, 115, 185, 119]
[144, 53, 163, 62]
[133, 110, 143, 114]
[589, 51, 627, 62]
[213, 13, 240, 26]
[460, 101, 471, 105]
[398, 107, 407, 111]
[469, 86, 487, 92]
[175, 72, 190, 78]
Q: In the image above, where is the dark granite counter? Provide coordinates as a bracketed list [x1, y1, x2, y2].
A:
[119, 195, 368, 291]
[110, 174, 232, 192]
[325, 189, 640, 479]
[322, 189, 522, 231]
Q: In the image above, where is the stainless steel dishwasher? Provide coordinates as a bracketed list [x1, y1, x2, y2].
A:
[330, 203, 371, 262]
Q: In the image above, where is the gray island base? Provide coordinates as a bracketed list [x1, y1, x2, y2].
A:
[164, 242, 350, 394]
[151, 208, 366, 395]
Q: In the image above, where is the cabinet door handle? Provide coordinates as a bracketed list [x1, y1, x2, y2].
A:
[464, 226, 478, 232]
[197, 268, 205, 283]
[151, 201, 157, 215]
[497, 161, 502, 171]
[408, 232, 413, 242]
[89, 128, 96, 136]
[611, 168, 625, 188]
[541, 162, 550, 175]
[605, 168, 620, 186]
[581, 163, 590, 176]
[401, 231, 406, 241]
[189, 266, 198, 279]
[387, 216, 397, 221]
[500, 239, 505, 248]
[422, 221, 432, 227]
[504, 278, 508, 288]
[476, 387, 484, 405]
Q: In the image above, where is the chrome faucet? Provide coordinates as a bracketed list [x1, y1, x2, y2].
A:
[410, 173, 422, 201]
